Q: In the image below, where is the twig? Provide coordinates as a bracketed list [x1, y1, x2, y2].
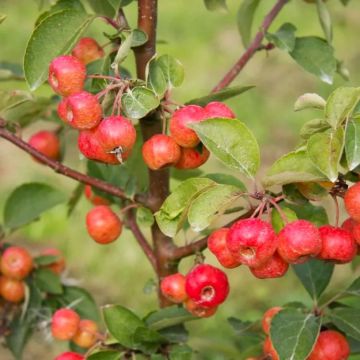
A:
[211, 0, 289, 92]
[0, 118, 144, 204]
[126, 210, 157, 271]
[170, 209, 254, 260]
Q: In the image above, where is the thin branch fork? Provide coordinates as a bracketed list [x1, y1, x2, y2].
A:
[211, 0, 289, 93]
[0, 118, 142, 205]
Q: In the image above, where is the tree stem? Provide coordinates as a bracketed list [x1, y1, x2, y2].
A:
[211, 0, 289, 93]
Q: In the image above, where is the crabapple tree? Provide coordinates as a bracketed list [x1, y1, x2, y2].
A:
[1, 0, 360, 359]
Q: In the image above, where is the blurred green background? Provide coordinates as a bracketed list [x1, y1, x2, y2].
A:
[1, 0, 360, 359]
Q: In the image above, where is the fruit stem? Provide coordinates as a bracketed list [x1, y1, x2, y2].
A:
[331, 194, 340, 227]
[211, 0, 289, 92]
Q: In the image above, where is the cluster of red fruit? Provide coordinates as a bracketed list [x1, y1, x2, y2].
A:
[27, 38, 105, 163]
[260, 307, 350, 360]
[0, 246, 64, 303]
[52, 307, 99, 359]
[207, 182, 360, 280]
[142, 102, 235, 170]
[161, 263, 229, 317]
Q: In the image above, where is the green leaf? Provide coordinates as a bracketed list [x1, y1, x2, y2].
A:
[133, 327, 164, 353]
[169, 344, 193, 360]
[287, 202, 329, 227]
[270, 309, 321, 360]
[266, 23, 297, 52]
[147, 58, 167, 98]
[34, 255, 58, 266]
[62, 286, 100, 322]
[237, 0, 261, 48]
[345, 118, 360, 171]
[307, 127, 344, 182]
[145, 306, 197, 331]
[88, 351, 121, 360]
[5, 315, 33, 360]
[157, 54, 184, 88]
[4, 183, 66, 230]
[271, 207, 298, 233]
[0, 62, 24, 81]
[102, 305, 145, 348]
[294, 93, 326, 112]
[0, 14, 7, 24]
[292, 259, 334, 300]
[158, 324, 189, 343]
[190, 118, 260, 178]
[155, 178, 215, 237]
[204, 0, 227, 11]
[136, 207, 154, 227]
[185, 85, 254, 106]
[204, 173, 246, 191]
[67, 183, 85, 216]
[112, 31, 134, 70]
[346, 277, 360, 296]
[325, 87, 360, 128]
[87, 0, 115, 17]
[187, 184, 240, 232]
[33, 268, 63, 294]
[121, 87, 160, 120]
[290, 37, 337, 84]
[0, 90, 34, 113]
[300, 118, 330, 141]
[316, 0, 332, 43]
[109, 0, 134, 9]
[263, 149, 327, 188]
[24, 9, 94, 90]
[132, 29, 148, 47]
[330, 308, 360, 340]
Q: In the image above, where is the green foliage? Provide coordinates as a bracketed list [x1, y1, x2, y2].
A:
[33, 268, 63, 294]
[237, 0, 261, 48]
[290, 37, 336, 84]
[270, 309, 321, 360]
[345, 118, 360, 170]
[330, 308, 360, 341]
[316, 0, 332, 44]
[266, 23, 297, 52]
[3, 183, 66, 230]
[203, 0, 227, 12]
[185, 85, 254, 106]
[294, 93, 326, 112]
[190, 118, 260, 178]
[292, 260, 334, 301]
[24, 9, 95, 90]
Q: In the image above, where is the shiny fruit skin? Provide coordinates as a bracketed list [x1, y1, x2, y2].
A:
[28, 131, 60, 161]
[175, 146, 210, 169]
[97, 116, 136, 156]
[72, 319, 99, 348]
[208, 228, 241, 269]
[185, 264, 229, 308]
[78, 128, 119, 164]
[86, 205, 122, 244]
[277, 220, 322, 264]
[72, 37, 104, 65]
[48, 55, 86, 96]
[58, 92, 102, 130]
[142, 134, 181, 170]
[342, 217, 360, 245]
[262, 306, 282, 335]
[226, 218, 278, 268]
[55, 352, 84, 360]
[40, 248, 65, 274]
[51, 308, 80, 341]
[318, 225, 357, 263]
[169, 105, 206, 147]
[308, 330, 350, 360]
[160, 273, 187, 303]
[84, 185, 110, 206]
[204, 101, 235, 119]
[250, 252, 288, 279]
[1, 246, 33, 280]
[0, 276, 25, 303]
[263, 337, 280, 360]
[344, 182, 360, 222]
[184, 298, 218, 318]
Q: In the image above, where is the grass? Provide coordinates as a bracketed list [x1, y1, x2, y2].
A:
[1, 0, 360, 358]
